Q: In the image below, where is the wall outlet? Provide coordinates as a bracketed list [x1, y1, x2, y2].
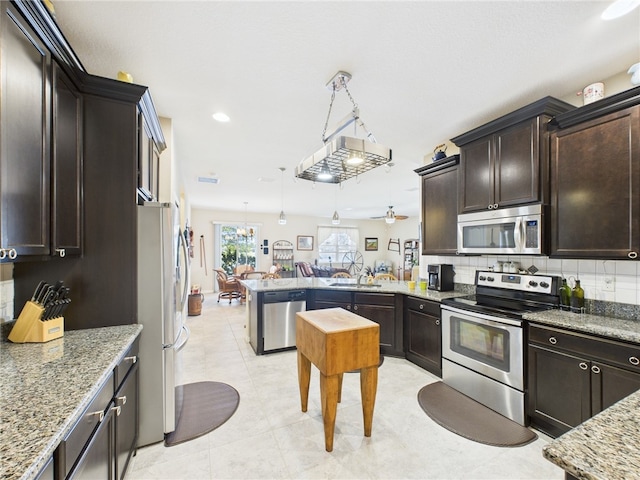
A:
[603, 276, 615, 292]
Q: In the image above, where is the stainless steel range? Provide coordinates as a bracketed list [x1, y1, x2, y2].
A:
[441, 270, 560, 426]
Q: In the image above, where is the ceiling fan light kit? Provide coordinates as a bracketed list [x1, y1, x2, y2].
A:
[295, 71, 392, 184]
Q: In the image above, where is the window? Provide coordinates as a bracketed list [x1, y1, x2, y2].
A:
[215, 224, 258, 275]
[317, 226, 359, 267]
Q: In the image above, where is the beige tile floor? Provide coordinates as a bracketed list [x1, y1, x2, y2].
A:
[125, 298, 564, 480]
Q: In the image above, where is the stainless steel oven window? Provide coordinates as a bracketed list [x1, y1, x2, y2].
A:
[461, 222, 516, 249]
[451, 317, 511, 372]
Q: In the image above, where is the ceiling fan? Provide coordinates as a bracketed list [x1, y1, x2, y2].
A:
[370, 206, 408, 223]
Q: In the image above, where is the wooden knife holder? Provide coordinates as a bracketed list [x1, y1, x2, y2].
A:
[8, 301, 64, 343]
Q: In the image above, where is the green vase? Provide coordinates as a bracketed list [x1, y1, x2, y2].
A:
[571, 280, 585, 311]
[559, 279, 571, 309]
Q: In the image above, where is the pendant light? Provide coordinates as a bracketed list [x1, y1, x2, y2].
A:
[332, 183, 340, 225]
[278, 167, 287, 225]
[294, 71, 392, 184]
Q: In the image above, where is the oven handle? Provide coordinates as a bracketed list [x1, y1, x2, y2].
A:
[441, 304, 523, 327]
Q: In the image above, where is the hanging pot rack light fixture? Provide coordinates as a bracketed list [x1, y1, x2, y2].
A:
[294, 71, 392, 184]
[278, 167, 287, 225]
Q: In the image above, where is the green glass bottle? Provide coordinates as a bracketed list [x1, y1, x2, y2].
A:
[571, 279, 585, 311]
[559, 279, 571, 309]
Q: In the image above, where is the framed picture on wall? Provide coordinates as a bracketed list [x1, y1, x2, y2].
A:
[297, 235, 313, 251]
[365, 237, 378, 251]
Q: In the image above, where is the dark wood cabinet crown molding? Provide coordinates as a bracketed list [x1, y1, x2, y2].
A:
[414, 154, 460, 176]
[451, 96, 575, 146]
[551, 85, 640, 129]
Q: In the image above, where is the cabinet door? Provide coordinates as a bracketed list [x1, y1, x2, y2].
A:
[0, 3, 51, 258]
[115, 363, 138, 480]
[591, 362, 640, 416]
[422, 165, 458, 254]
[494, 119, 540, 208]
[353, 304, 395, 349]
[52, 62, 82, 256]
[68, 405, 115, 480]
[550, 107, 640, 259]
[459, 137, 493, 213]
[406, 309, 441, 376]
[527, 344, 591, 438]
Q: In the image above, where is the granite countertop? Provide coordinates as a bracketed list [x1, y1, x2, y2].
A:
[0, 324, 143, 480]
[523, 309, 640, 344]
[240, 277, 466, 302]
[542, 389, 640, 480]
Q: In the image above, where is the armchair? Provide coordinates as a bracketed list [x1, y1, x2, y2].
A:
[214, 268, 242, 303]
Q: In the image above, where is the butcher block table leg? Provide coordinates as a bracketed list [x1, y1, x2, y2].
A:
[296, 307, 380, 452]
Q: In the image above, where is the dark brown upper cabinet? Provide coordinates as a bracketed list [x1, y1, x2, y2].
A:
[415, 155, 459, 255]
[452, 97, 574, 214]
[550, 87, 640, 260]
[0, 2, 51, 260]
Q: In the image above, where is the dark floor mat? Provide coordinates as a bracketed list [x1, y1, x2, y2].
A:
[165, 381, 240, 447]
[417, 381, 537, 447]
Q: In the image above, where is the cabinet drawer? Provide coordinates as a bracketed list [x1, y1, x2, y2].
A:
[115, 337, 139, 388]
[314, 290, 352, 303]
[529, 324, 640, 373]
[353, 292, 395, 306]
[57, 372, 114, 478]
[405, 296, 440, 316]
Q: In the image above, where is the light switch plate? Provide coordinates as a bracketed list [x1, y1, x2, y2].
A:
[603, 277, 615, 292]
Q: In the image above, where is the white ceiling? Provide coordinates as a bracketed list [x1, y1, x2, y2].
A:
[52, 1, 639, 221]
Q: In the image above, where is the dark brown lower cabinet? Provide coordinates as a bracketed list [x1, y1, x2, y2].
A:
[404, 297, 441, 376]
[527, 324, 640, 438]
[309, 290, 403, 356]
[115, 360, 138, 480]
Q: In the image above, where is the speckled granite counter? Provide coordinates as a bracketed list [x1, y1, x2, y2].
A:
[0, 324, 142, 480]
[523, 309, 640, 344]
[240, 277, 468, 302]
[542, 389, 640, 480]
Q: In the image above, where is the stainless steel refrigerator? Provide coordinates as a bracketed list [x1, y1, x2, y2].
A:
[136, 201, 190, 446]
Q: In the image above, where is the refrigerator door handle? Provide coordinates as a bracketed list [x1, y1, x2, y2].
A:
[178, 230, 190, 312]
[176, 324, 190, 352]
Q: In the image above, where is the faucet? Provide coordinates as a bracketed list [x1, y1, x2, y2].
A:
[357, 273, 368, 285]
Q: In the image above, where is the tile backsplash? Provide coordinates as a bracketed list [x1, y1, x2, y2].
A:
[420, 255, 640, 306]
[0, 264, 14, 324]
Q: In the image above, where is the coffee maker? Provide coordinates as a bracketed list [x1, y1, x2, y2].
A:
[427, 264, 454, 292]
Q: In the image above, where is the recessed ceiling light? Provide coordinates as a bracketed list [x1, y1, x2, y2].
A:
[212, 112, 230, 122]
[602, 0, 640, 20]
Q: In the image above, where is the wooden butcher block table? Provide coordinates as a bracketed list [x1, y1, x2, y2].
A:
[296, 307, 380, 452]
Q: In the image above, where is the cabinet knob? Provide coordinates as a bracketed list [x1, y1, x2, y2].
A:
[116, 395, 127, 406]
[111, 405, 122, 417]
[488, 205, 494, 210]
[353, 305, 358, 311]
[55, 248, 66, 257]
[436, 320, 440, 325]
[419, 304, 424, 310]
[591, 365, 601, 374]
[629, 356, 639, 366]
[579, 362, 588, 370]
[494, 204, 498, 209]
[548, 336, 557, 345]
[629, 252, 638, 259]
[0, 248, 17, 259]
[346, 305, 351, 310]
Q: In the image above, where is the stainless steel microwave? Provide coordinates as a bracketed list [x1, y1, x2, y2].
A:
[457, 204, 544, 255]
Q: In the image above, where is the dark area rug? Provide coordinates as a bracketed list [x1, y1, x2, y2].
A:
[165, 381, 240, 447]
[417, 381, 537, 447]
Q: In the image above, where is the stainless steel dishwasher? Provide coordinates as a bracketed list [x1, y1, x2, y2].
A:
[262, 290, 306, 352]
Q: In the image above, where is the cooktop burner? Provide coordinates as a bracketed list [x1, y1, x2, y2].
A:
[441, 270, 561, 321]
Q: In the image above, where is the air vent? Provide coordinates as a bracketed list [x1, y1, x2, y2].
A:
[197, 176, 220, 184]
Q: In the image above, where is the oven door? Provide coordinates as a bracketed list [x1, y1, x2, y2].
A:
[441, 305, 524, 390]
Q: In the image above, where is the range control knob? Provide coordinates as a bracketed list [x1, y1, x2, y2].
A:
[487, 276, 495, 282]
[539, 281, 549, 288]
[529, 280, 538, 287]
[479, 276, 487, 281]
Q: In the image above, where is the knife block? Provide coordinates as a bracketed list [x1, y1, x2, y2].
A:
[8, 301, 64, 343]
